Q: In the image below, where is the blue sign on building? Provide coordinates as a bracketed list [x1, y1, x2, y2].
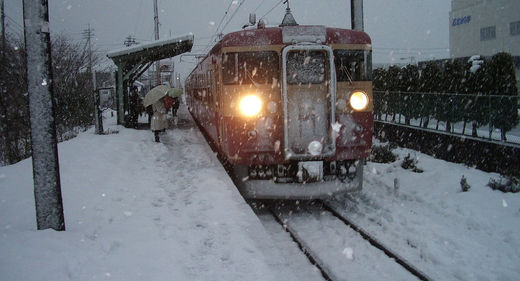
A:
[452, 16, 471, 26]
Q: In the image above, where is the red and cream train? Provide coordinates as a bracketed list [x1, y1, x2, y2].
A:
[185, 17, 373, 199]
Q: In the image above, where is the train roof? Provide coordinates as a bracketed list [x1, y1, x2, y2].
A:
[187, 25, 371, 79]
[212, 25, 371, 52]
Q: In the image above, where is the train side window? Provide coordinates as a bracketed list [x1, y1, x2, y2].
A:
[222, 53, 238, 84]
[333, 50, 372, 81]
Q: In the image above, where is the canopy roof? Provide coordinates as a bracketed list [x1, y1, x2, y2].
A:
[107, 34, 194, 66]
[107, 34, 194, 125]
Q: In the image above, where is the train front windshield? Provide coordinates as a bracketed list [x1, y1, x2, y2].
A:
[333, 50, 372, 82]
[222, 51, 279, 85]
[286, 50, 328, 85]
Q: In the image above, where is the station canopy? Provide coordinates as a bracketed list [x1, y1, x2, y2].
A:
[107, 34, 194, 68]
[107, 34, 194, 125]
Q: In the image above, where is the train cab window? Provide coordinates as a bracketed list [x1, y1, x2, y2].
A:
[222, 51, 279, 85]
[333, 50, 372, 82]
[286, 50, 327, 85]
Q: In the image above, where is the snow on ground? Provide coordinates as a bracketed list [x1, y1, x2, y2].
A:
[0, 107, 299, 281]
[1, 105, 519, 281]
[330, 139, 520, 280]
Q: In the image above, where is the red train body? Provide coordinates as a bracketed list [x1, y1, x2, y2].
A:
[186, 23, 373, 199]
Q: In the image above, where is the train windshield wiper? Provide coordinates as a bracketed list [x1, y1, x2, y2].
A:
[339, 64, 354, 84]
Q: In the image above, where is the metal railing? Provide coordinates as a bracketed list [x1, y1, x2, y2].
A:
[373, 91, 520, 144]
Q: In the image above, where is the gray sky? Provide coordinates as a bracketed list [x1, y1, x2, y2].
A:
[4, 0, 451, 77]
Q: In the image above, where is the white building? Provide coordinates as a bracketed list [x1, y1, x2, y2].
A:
[449, 0, 520, 57]
[450, 0, 520, 58]
[450, 0, 519, 92]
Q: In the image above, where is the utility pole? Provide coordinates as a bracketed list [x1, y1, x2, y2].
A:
[1, 0, 5, 51]
[350, 0, 364, 31]
[153, 0, 160, 85]
[1, 0, 8, 163]
[22, 0, 65, 231]
[83, 24, 102, 134]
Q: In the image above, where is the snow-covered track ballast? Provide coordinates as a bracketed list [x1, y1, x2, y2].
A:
[269, 206, 335, 281]
[321, 201, 432, 281]
[266, 201, 432, 281]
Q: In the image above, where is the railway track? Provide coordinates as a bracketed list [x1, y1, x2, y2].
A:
[253, 200, 432, 281]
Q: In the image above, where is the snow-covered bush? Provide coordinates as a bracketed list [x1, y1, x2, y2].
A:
[401, 153, 423, 173]
[487, 176, 520, 193]
[460, 175, 471, 192]
[369, 145, 397, 163]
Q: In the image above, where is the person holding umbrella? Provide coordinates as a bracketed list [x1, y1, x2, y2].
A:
[168, 88, 183, 125]
[144, 85, 170, 143]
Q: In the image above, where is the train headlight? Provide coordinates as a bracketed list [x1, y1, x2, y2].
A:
[349, 91, 369, 111]
[239, 95, 262, 117]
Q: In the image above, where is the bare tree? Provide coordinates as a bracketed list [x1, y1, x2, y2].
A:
[0, 33, 102, 165]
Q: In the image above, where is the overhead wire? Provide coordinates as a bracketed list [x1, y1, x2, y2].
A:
[259, 0, 284, 21]
[253, 0, 268, 13]
[214, 0, 235, 38]
[219, 0, 247, 34]
[204, 0, 243, 52]
[203, 0, 235, 53]
[204, 0, 247, 54]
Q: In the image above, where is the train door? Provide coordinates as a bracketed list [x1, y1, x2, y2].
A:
[281, 45, 336, 160]
[212, 57, 223, 146]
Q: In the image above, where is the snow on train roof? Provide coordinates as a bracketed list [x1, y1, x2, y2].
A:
[218, 26, 371, 48]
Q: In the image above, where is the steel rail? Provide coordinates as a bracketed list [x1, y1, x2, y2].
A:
[321, 201, 432, 281]
[269, 207, 335, 281]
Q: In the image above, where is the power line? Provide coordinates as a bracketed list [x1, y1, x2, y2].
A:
[220, 0, 247, 34]
[204, 0, 248, 53]
[214, 0, 235, 38]
[205, 0, 235, 53]
[253, 0, 268, 13]
[259, 0, 284, 21]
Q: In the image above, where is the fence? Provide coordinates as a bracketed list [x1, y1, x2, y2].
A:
[373, 91, 520, 144]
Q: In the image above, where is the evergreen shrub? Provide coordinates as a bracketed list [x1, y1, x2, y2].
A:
[487, 176, 520, 193]
[401, 153, 423, 173]
[369, 145, 397, 163]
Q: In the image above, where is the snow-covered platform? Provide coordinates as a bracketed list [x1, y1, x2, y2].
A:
[0, 106, 298, 281]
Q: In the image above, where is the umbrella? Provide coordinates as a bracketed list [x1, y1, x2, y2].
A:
[143, 85, 169, 107]
[167, 88, 183, 98]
